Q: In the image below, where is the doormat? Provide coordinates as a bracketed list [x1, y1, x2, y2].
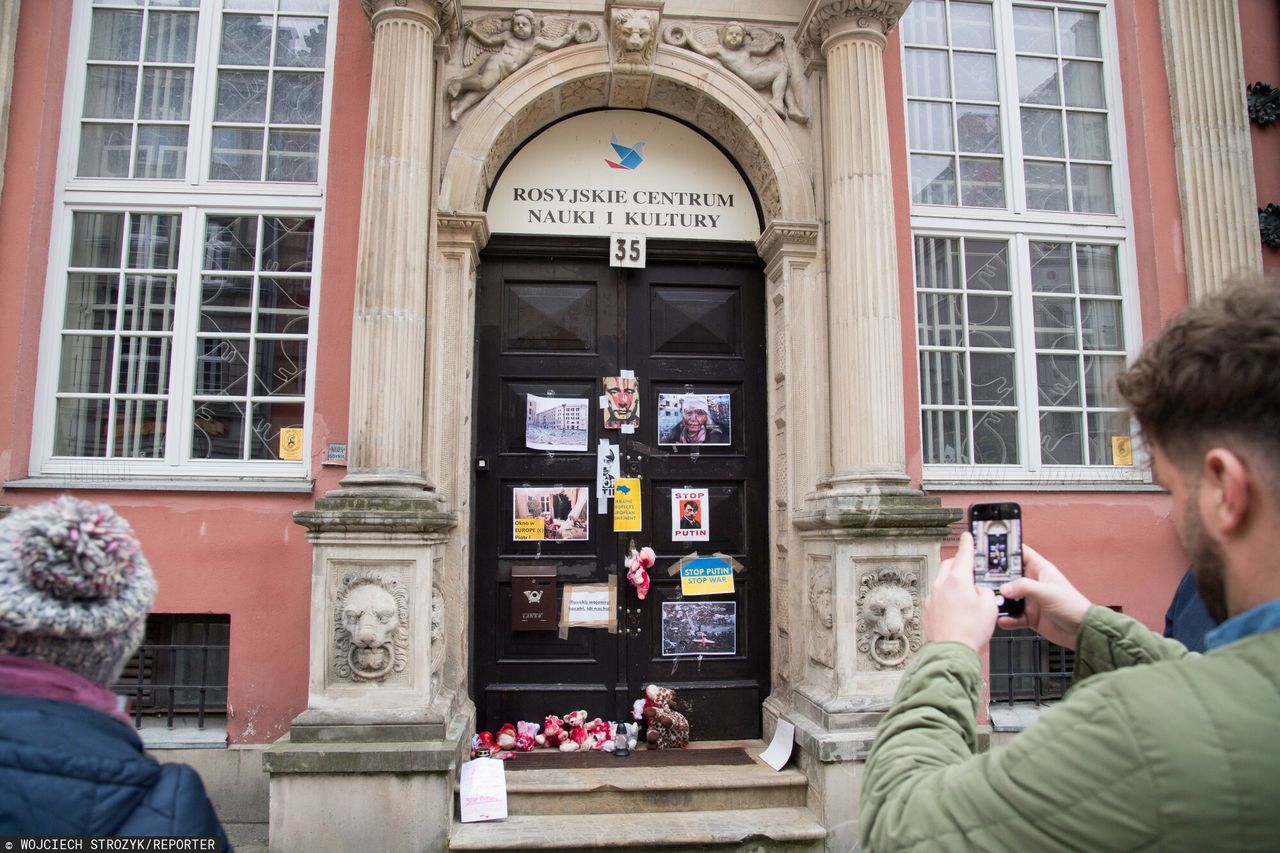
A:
[505, 746, 755, 771]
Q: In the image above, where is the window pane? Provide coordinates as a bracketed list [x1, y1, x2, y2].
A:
[205, 217, 259, 271]
[1030, 242, 1072, 292]
[59, 335, 114, 394]
[1037, 354, 1080, 406]
[276, 17, 327, 68]
[270, 72, 323, 124]
[134, 125, 188, 179]
[966, 240, 1010, 291]
[84, 67, 138, 119]
[953, 52, 997, 101]
[78, 124, 133, 178]
[281, 0, 330, 12]
[973, 410, 1018, 464]
[261, 217, 314, 272]
[970, 352, 1016, 405]
[1084, 355, 1125, 407]
[89, 10, 143, 61]
[215, 70, 269, 122]
[256, 338, 307, 396]
[967, 294, 1012, 348]
[1070, 164, 1114, 213]
[139, 68, 193, 121]
[1059, 10, 1101, 58]
[1033, 297, 1078, 349]
[266, 130, 320, 182]
[1081, 299, 1123, 350]
[1063, 60, 1105, 108]
[1024, 161, 1068, 210]
[195, 338, 251, 395]
[123, 275, 177, 332]
[1066, 111, 1109, 160]
[951, 1, 994, 49]
[66, 274, 119, 331]
[210, 127, 265, 180]
[128, 214, 180, 269]
[958, 158, 1005, 207]
[258, 278, 311, 335]
[225, 0, 275, 10]
[1017, 57, 1059, 105]
[116, 336, 171, 395]
[145, 11, 198, 63]
[917, 291, 963, 347]
[1040, 411, 1084, 464]
[909, 101, 953, 151]
[916, 236, 960, 289]
[1087, 411, 1130, 465]
[903, 0, 948, 45]
[201, 276, 255, 333]
[906, 49, 951, 98]
[1076, 244, 1118, 295]
[1013, 6, 1055, 53]
[114, 399, 167, 458]
[920, 350, 968, 406]
[55, 398, 111, 457]
[250, 401, 305, 460]
[922, 409, 966, 464]
[912, 155, 957, 205]
[190, 284, 239, 337]
[957, 105, 1000, 152]
[221, 15, 273, 66]
[71, 212, 125, 268]
[192, 402, 246, 459]
[1021, 108, 1063, 157]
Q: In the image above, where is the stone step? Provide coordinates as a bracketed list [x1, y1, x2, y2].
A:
[447, 807, 827, 852]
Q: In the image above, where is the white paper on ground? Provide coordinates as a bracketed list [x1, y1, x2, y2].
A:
[758, 718, 795, 771]
[459, 757, 508, 822]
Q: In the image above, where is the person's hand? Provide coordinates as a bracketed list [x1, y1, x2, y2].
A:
[923, 532, 998, 651]
[997, 544, 1092, 649]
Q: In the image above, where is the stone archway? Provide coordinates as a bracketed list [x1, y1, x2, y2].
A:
[429, 40, 823, 720]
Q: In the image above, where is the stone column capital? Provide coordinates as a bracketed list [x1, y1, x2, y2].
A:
[436, 211, 491, 263]
[757, 220, 820, 266]
[362, 0, 458, 37]
[798, 0, 911, 56]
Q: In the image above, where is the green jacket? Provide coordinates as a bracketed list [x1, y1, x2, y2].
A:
[860, 605, 1280, 851]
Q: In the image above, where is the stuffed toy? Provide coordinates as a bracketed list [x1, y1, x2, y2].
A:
[496, 723, 517, 751]
[625, 546, 655, 599]
[516, 720, 539, 752]
[640, 684, 690, 749]
[540, 714, 567, 749]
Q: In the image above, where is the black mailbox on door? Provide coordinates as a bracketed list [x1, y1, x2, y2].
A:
[512, 564, 557, 631]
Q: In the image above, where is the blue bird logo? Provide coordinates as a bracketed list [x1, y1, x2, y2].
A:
[606, 132, 645, 170]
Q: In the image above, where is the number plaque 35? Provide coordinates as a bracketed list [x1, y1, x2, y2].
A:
[610, 233, 646, 268]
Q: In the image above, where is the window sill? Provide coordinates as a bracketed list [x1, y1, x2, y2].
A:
[988, 701, 1059, 733]
[135, 717, 229, 750]
[6, 476, 314, 494]
[924, 480, 1162, 493]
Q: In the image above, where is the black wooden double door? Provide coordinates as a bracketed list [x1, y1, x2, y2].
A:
[472, 236, 770, 739]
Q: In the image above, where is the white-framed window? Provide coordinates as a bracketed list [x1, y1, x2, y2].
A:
[31, 0, 333, 482]
[902, 0, 1144, 484]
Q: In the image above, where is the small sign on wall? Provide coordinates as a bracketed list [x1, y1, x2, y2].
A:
[279, 427, 303, 460]
[609, 233, 646, 268]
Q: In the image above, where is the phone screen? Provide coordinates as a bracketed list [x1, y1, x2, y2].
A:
[970, 505, 1023, 590]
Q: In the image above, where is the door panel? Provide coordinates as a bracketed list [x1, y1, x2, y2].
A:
[473, 237, 768, 738]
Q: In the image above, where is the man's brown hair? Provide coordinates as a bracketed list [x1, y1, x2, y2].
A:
[1115, 278, 1280, 471]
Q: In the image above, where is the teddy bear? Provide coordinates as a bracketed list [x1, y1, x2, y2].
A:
[515, 720, 540, 751]
[638, 684, 689, 749]
[539, 714, 568, 749]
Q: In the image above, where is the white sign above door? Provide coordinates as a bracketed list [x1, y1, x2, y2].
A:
[487, 110, 761, 241]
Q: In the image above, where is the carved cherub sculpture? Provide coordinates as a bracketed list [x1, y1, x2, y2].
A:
[664, 21, 808, 124]
[447, 9, 598, 122]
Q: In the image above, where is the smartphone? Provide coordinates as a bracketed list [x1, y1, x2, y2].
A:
[969, 502, 1025, 618]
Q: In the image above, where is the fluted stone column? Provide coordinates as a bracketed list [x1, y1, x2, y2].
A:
[808, 0, 911, 490]
[342, 0, 444, 493]
[1160, 0, 1262, 303]
[0, 0, 21, 200]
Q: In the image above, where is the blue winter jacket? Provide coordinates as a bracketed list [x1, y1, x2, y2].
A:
[0, 692, 231, 847]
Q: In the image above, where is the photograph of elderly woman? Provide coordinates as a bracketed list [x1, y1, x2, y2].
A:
[657, 393, 731, 446]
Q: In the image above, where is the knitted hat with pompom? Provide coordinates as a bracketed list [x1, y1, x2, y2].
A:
[0, 496, 156, 685]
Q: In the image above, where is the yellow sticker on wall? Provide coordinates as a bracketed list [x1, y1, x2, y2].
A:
[279, 427, 303, 461]
[1111, 436, 1133, 466]
[613, 478, 642, 532]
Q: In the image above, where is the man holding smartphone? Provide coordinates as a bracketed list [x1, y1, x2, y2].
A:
[860, 279, 1280, 852]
